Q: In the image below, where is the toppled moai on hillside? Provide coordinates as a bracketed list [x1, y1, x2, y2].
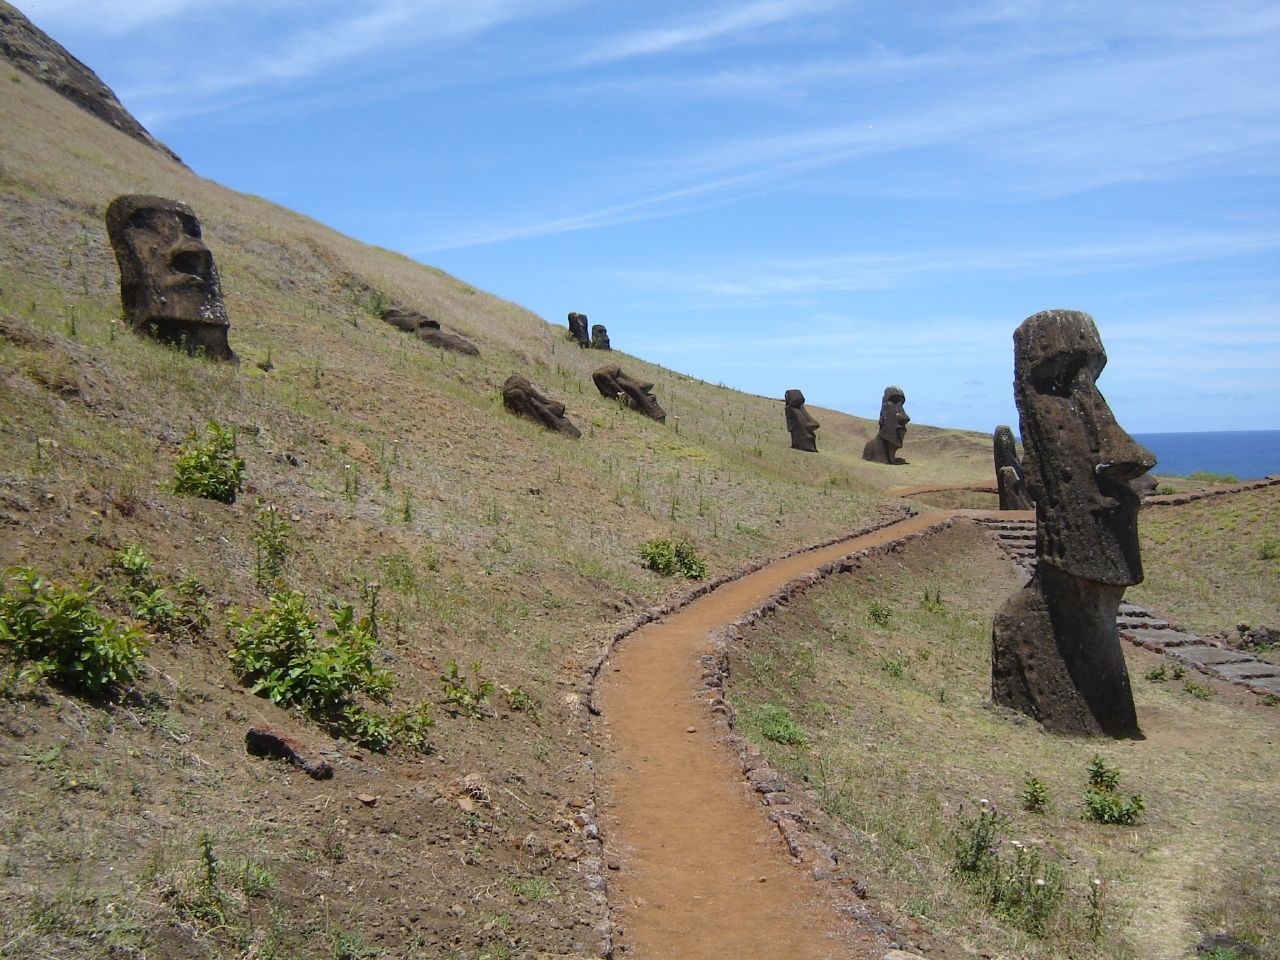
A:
[993, 424, 1034, 510]
[592, 364, 666, 422]
[501, 374, 581, 438]
[590, 324, 611, 350]
[784, 389, 820, 452]
[991, 309, 1156, 738]
[104, 195, 236, 361]
[381, 307, 479, 356]
[861, 386, 909, 464]
[567, 312, 590, 348]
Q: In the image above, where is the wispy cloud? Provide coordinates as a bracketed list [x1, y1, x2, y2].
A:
[576, 0, 836, 65]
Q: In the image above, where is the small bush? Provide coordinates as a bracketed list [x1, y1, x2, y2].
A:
[440, 659, 494, 719]
[753, 703, 806, 745]
[173, 420, 244, 504]
[1087, 754, 1121, 791]
[1258, 537, 1280, 561]
[0, 567, 146, 696]
[1144, 663, 1168, 682]
[867, 600, 893, 627]
[251, 502, 290, 589]
[1182, 678, 1213, 700]
[1021, 776, 1050, 812]
[639, 538, 707, 579]
[228, 591, 392, 748]
[1083, 786, 1145, 825]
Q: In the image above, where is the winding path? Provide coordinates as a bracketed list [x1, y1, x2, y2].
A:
[596, 512, 956, 960]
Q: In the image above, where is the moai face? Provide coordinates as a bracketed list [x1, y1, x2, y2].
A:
[105, 195, 234, 361]
[993, 425, 1020, 472]
[1013, 310, 1155, 585]
[784, 389, 819, 452]
[567, 312, 590, 347]
[878, 386, 909, 448]
[502, 374, 580, 438]
[590, 324, 611, 350]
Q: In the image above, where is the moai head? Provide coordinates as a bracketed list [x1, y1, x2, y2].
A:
[105, 195, 235, 361]
[993, 425, 1034, 510]
[878, 386, 909, 448]
[590, 324, 611, 350]
[993, 425, 1020, 472]
[567, 312, 590, 347]
[1013, 310, 1155, 585]
[592, 364, 666, 422]
[784, 389, 819, 452]
[502, 374, 580, 438]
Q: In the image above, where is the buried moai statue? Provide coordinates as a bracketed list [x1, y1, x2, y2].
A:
[567, 312, 590, 348]
[861, 386, 909, 464]
[991, 309, 1156, 738]
[590, 324, 611, 350]
[381, 308, 479, 356]
[993, 425, 1034, 510]
[784, 389, 820, 452]
[104, 195, 236, 361]
[501, 374, 581, 438]
[592, 364, 666, 422]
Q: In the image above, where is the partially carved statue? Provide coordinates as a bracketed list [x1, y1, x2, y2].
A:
[567, 312, 590, 348]
[991, 310, 1156, 738]
[592, 364, 666, 422]
[993, 425, 1033, 510]
[861, 386, 909, 464]
[590, 324, 611, 350]
[502, 374, 580, 438]
[381, 308, 479, 356]
[784, 389, 819, 452]
[104, 195, 235, 361]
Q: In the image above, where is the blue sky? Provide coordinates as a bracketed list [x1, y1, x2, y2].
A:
[22, 0, 1280, 432]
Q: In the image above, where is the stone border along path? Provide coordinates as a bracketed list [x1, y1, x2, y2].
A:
[588, 510, 979, 960]
[973, 513, 1280, 699]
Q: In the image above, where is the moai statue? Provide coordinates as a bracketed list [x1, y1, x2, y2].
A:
[592, 364, 666, 422]
[382, 308, 479, 356]
[993, 425, 1034, 510]
[991, 310, 1156, 738]
[861, 386, 909, 464]
[590, 324, 611, 350]
[104, 195, 236, 361]
[502, 374, 581, 438]
[784, 389, 819, 452]
[567, 312, 590, 348]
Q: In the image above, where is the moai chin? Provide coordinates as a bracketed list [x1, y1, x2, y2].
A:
[993, 425, 1034, 510]
[105, 195, 236, 361]
[990, 309, 1155, 738]
[861, 386, 909, 464]
[784, 389, 819, 452]
[502, 374, 581, 438]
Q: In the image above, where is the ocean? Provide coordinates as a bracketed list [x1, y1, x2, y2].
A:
[1131, 430, 1280, 482]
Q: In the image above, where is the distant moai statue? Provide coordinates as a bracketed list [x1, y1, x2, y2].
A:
[592, 364, 666, 422]
[993, 425, 1034, 510]
[861, 386, 909, 464]
[590, 324, 612, 350]
[991, 310, 1156, 738]
[104, 195, 236, 361]
[382, 308, 479, 356]
[567, 312, 590, 348]
[502, 374, 581, 438]
[784, 389, 819, 452]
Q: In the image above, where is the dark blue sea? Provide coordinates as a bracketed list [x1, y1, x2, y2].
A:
[1131, 431, 1280, 481]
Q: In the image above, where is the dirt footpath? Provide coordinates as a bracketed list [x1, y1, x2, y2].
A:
[596, 513, 948, 960]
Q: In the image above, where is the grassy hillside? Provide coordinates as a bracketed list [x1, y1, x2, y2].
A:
[0, 58, 999, 959]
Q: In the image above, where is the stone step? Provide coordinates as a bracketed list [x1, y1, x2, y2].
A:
[1117, 615, 1171, 631]
[1212, 660, 1280, 682]
[1166, 644, 1256, 669]
[1120, 627, 1197, 651]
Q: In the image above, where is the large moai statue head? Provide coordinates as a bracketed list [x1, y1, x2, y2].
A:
[991, 310, 1156, 738]
[592, 364, 666, 422]
[567, 312, 590, 348]
[105, 195, 236, 361]
[862, 386, 909, 464]
[502, 374, 581, 438]
[590, 324, 612, 350]
[993, 424, 1033, 511]
[1013, 310, 1154, 585]
[784, 389, 819, 452]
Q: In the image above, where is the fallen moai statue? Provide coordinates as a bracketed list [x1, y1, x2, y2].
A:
[592, 364, 666, 422]
[502, 374, 581, 438]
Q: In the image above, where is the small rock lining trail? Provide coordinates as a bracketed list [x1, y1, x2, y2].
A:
[596, 512, 954, 960]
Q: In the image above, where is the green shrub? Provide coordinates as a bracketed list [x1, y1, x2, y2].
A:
[867, 600, 893, 627]
[639, 538, 707, 579]
[251, 502, 290, 589]
[116, 545, 178, 634]
[173, 420, 244, 504]
[0, 567, 146, 696]
[439, 659, 494, 719]
[1087, 754, 1121, 791]
[1021, 776, 1050, 812]
[1188, 471, 1238, 484]
[1182, 678, 1213, 700]
[228, 591, 392, 748]
[1258, 536, 1280, 561]
[1083, 786, 1144, 825]
[753, 703, 806, 745]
